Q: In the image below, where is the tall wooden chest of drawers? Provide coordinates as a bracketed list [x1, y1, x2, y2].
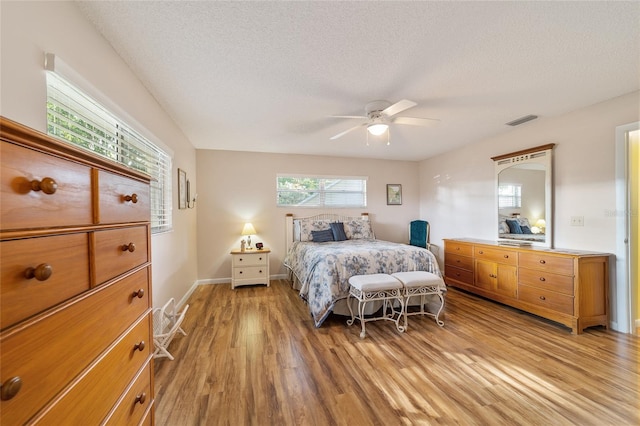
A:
[444, 238, 610, 334]
[0, 117, 155, 424]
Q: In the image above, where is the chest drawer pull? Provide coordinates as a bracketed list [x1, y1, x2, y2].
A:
[30, 177, 58, 194]
[132, 289, 145, 298]
[121, 243, 136, 252]
[123, 193, 138, 203]
[504, 255, 509, 258]
[539, 259, 546, 264]
[539, 295, 546, 301]
[478, 250, 484, 254]
[135, 392, 147, 405]
[24, 263, 53, 281]
[0, 376, 22, 401]
[539, 277, 546, 282]
[134, 341, 145, 352]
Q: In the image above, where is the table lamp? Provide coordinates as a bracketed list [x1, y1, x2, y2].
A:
[241, 223, 257, 249]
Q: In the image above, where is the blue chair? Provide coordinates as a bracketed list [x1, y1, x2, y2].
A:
[409, 220, 430, 250]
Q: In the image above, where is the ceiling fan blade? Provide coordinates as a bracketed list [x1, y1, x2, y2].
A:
[382, 99, 417, 117]
[330, 115, 368, 119]
[329, 123, 366, 140]
[392, 116, 440, 126]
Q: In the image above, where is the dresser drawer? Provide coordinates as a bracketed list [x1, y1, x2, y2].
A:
[104, 361, 153, 426]
[233, 266, 267, 280]
[0, 267, 150, 425]
[518, 284, 573, 315]
[233, 253, 268, 267]
[519, 267, 574, 296]
[474, 246, 518, 265]
[1, 141, 93, 230]
[1, 233, 90, 329]
[519, 252, 574, 275]
[444, 265, 474, 285]
[444, 241, 472, 257]
[445, 253, 473, 271]
[94, 226, 149, 284]
[98, 170, 150, 224]
[31, 315, 152, 424]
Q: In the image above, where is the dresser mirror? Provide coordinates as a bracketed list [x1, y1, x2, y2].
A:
[492, 144, 555, 248]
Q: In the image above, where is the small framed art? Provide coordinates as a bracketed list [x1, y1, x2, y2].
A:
[178, 168, 187, 209]
[387, 184, 402, 205]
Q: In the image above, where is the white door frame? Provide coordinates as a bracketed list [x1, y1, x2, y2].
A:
[614, 121, 639, 333]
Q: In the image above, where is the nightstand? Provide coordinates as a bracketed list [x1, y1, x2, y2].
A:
[230, 248, 271, 289]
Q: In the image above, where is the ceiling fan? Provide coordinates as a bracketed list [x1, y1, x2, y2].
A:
[329, 99, 439, 140]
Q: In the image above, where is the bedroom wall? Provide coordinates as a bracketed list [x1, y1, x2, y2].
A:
[0, 1, 199, 308]
[419, 90, 640, 330]
[196, 150, 419, 281]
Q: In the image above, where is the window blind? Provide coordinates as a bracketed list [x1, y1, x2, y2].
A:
[46, 72, 172, 233]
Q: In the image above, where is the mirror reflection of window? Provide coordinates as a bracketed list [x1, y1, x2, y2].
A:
[498, 184, 521, 209]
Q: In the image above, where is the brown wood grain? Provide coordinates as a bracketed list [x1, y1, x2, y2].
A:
[154, 280, 639, 426]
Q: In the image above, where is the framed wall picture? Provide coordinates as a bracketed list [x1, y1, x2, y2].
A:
[387, 184, 402, 205]
[178, 168, 187, 209]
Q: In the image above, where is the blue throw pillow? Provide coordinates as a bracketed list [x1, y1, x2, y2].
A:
[506, 219, 523, 234]
[330, 222, 347, 241]
[311, 229, 334, 242]
[521, 225, 533, 234]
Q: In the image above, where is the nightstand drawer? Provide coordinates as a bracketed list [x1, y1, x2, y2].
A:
[233, 266, 267, 280]
[233, 253, 268, 267]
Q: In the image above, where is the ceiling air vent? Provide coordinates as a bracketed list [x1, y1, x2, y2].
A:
[505, 114, 538, 126]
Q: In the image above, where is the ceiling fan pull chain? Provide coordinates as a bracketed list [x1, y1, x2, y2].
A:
[386, 128, 391, 146]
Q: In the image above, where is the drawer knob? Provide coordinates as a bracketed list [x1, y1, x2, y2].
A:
[539, 277, 546, 282]
[135, 392, 147, 405]
[504, 255, 509, 258]
[239, 271, 243, 274]
[134, 341, 146, 352]
[122, 243, 136, 252]
[259, 270, 263, 274]
[259, 257, 263, 261]
[124, 193, 139, 203]
[539, 260, 546, 264]
[478, 250, 484, 254]
[0, 376, 22, 401]
[24, 263, 53, 281]
[539, 295, 546, 301]
[133, 289, 145, 298]
[30, 177, 57, 195]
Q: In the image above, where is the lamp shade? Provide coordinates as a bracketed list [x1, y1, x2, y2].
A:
[367, 123, 388, 136]
[241, 223, 256, 236]
[535, 219, 546, 228]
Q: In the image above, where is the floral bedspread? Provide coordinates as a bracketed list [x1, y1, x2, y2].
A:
[283, 239, 442, 327]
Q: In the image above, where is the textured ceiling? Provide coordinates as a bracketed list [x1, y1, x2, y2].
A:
[76, 1, 640, 161]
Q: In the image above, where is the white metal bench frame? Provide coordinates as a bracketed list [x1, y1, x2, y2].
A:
[347, 275, 405, 338]
[392, 271, 445, 330]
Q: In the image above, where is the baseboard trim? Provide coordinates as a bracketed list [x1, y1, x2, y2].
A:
[197, 274, 289, 287]
[176, 280, 199, 310]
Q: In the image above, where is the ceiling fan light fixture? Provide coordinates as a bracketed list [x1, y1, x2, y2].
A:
[367, 123, 388, 136]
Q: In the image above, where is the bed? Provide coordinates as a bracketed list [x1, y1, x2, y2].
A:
[498, 215, 545, 243]
[283, 213, 444, 327]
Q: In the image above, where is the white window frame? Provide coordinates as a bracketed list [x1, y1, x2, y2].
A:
[45, 57, 172, 233]
[276, 174, 368, 208]
[498, 184, 522, 209]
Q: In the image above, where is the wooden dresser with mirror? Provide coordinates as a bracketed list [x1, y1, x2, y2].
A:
[0, 117, 155, 424]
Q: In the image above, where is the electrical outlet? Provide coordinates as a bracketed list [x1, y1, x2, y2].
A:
[570, 216, 584, 226]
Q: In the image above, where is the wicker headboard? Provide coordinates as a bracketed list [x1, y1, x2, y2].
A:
[285, 212, 369, 253]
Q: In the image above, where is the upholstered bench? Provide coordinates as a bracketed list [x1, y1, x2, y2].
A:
[391, 271, 445, 329]
[347, 274, 405, 338]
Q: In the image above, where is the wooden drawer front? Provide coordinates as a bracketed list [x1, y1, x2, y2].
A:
[233, 253, 268, 267]
[233, 266, 267, 280]
[444, 241, 472, 257]
[518, 284, 573, 315]
[98, 170, 150, 224]
[94, 226, 149, 284]
[474, 246, 517, 265]
[444, 265, 474, 285]
[1, 233, 90, 329]
[0, 268, 150, 425]
[519, 252, 574, 275]
[32, 316, 152, 424]
[519, 267, 574, 296]
[1, 141, 93, 229]
[445, 253, 473, 271]
[104, 362, 153, 426]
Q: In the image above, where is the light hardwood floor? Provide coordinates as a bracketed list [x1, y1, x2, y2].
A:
[154, 279, 639, 425]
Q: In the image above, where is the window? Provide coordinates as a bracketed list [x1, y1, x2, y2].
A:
[277, 175, 367, 208]
[46, 72, 172, 233]
[498, 184, 522, 209]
